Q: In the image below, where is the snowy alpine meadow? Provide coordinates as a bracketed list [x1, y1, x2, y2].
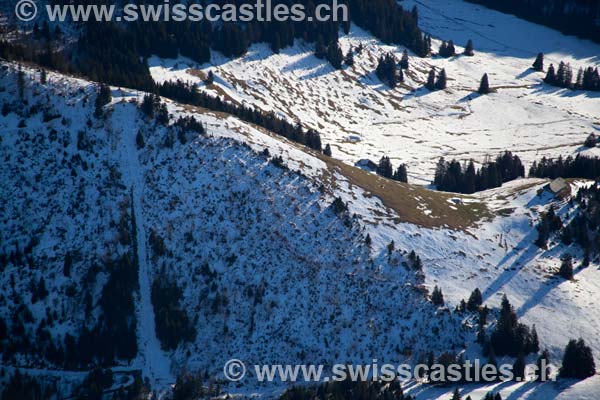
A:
[1, 0, 600, 399]
[149, 0, 600, 186]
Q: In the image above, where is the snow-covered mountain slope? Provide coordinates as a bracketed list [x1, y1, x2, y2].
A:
[145, 2, 600, 395]
[417, 178, 600, 361]
[135, 113, 469, 386]
[0, 70, 130, 360]
[0, 65, 474, 394]
[3, 1, 600, 392]
[149, 0, 600, 185]
[2, 61, 599, 399]
[405, 372, 600, 400]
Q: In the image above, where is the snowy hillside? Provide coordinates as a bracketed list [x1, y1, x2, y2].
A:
[0, 64, 474, 397]
[2, 0, 600, 398]
[2, 60, 600, 399]
[149, 0, 600, 185]
[145, 8, 600, 395]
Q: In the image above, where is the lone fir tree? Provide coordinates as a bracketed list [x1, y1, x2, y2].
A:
[435, 68, 447, 90]
[478, 73, 491, 94]
[426, 69, 436, 90]
[467, 287, 482, 311]
[399, 49, 409, 69]
[558, 255, 574, 280]
[532, 52, 544, 71]
[464, 39, 474, 56]
[204, 70, 214, 85]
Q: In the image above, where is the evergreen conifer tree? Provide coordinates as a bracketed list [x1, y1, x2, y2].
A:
[451, 388, 461, 400]
[136, 130, 145, 149]
[376, 156, 394, 178]
[544, 64, 556, 84]
[463, 161, 477, 194]
[447, 40, 456, 56]
[205, 70, 214, 85]
[326, 41, 344, 69]
[439, 40, 456, 57]
[344, 50, 354, 66]
[529, 325, 540, 353]
[558, 255, 574, 280]
[17, 65, 25, 101]
[426, 69, 436, 90]
[411, 5, 418, 23]
[478, 73, 491, 94]
[467, 288, 482, 311]
[464, 39, 474, 56]
[560, 338, 596, 379]
[94, 84, 112, 118]
[575, 68, 584, 89]
[376, 53, 398, 88]
[271, 33, 281, 54]
[532, 53, 544, 71]
[435, 68, 447, 90]
[536, 349, 551, 381]
[431, 286, 444, 306]
[399, 49, 409, 69]
[393, 164, 408, 182]
[63, 252, 72, 277]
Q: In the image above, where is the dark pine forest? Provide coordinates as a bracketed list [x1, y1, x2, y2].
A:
[465, 0, 600, 43]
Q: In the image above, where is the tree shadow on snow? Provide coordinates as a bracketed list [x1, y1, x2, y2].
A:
[280, 55, 334, 81]
[516, 260, 586, 318]
[481, 231, 540, 302]
[355, 72, 403, 94]
[458, 92, 482, 103]
[516, 68, 537, 79]
[505, 380, 560, 399]
[403, 86, 434, 99]
[529, 82, 600, 100]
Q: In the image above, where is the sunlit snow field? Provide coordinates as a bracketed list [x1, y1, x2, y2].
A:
[149, 0, 600, 186]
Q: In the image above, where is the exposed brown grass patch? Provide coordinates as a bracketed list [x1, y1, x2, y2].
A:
[318, 156, 490, 230]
